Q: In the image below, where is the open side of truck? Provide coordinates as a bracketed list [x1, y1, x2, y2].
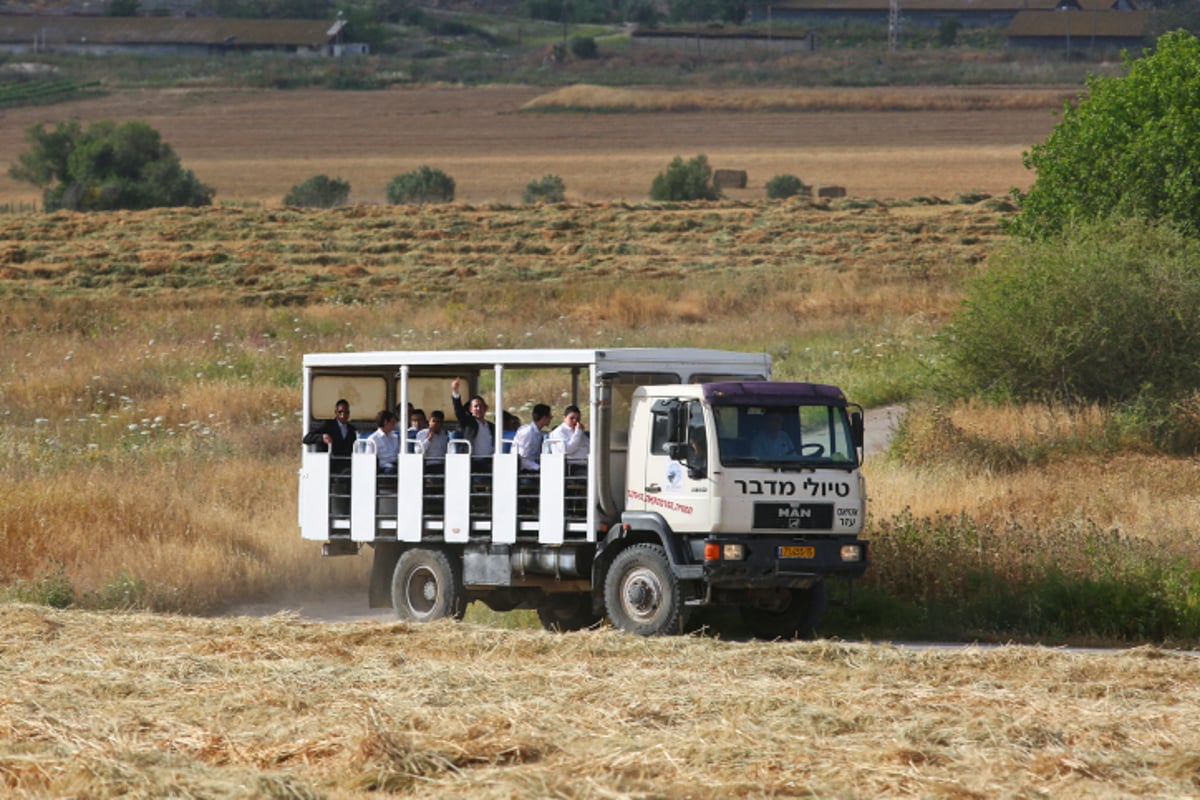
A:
[299, 347, 869, 637]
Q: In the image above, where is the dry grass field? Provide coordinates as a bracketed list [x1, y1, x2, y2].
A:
[5, 603, 1200, 799]
[0, 85, 1064, 206]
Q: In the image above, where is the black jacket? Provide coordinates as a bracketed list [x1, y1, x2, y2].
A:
[452, 393, 497, 455]
[303, 418, 358, 458]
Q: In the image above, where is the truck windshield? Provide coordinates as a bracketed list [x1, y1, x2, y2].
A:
[713, 404, 857, 468]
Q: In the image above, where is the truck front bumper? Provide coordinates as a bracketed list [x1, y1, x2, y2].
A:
[695, 535, 869, 588]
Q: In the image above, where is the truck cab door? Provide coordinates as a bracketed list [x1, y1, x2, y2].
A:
[632, 399, 713, 532]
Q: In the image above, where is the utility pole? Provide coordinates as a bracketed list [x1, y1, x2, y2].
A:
[888, 0, 900, 51]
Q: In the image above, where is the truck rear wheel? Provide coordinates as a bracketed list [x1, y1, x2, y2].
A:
[537, 593, 602, 632]
[604, 543, 683, 636]
[391, 548, 465, 623]
[739, 583, 827, 640]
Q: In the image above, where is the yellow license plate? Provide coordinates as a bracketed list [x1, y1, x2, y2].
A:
[778, 546, 816, 559]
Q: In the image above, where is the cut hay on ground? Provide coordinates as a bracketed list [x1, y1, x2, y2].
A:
[2, 604, 1199, 798]
[521, 84, 1080, 113]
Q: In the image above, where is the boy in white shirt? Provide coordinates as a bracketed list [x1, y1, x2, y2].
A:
[367, 409, 400, 473]
[548, 404, 589, 462]
[512, 404, 552, 471]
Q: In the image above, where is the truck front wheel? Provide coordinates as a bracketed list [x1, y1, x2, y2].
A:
[739, 583, 827, 640]
[604, 543, 683, 636]
[391, 548, 465, 623]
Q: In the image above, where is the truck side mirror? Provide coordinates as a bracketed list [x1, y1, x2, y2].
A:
[666, 402, 686, 441]
[851, 410, 864, 449]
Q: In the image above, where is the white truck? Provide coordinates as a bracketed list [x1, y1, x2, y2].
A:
[299, 348, 868, 637]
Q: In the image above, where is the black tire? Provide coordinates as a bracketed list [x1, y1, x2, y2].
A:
[739, 583, 828, 640]
[537, 592, 602, 632]
[391, 548, 465, 623]
[603, 543, 683, 636]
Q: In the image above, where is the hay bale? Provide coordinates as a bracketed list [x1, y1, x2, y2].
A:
[713, 169, 748, 189]
[817, 185, 846, 199]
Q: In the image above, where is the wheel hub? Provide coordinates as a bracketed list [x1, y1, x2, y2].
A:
[406, 566, 438, 617]
[623, 567, 662, 620]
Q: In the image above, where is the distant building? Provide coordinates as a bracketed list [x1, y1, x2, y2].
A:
[749, 0, 1139, 30]
[1006, 7, 1149, 51]
[0, 16, 358, 56]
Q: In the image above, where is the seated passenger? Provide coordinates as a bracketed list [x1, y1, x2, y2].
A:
[302, 399, 357, 465]
[367, 409, 400, 473]
[548, 405, 589, 461]
[751, 412, 797, 460]
[512, 403, 552, 471]
[408, 407, 428, 439]
[417, 410, 449, 459]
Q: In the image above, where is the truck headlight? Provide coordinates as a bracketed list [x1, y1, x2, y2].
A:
[840, 545, 862, 563]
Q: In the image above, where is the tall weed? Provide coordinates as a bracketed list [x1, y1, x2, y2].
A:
[853, 510, 1200, 644]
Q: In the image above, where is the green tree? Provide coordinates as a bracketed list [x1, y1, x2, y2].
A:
[386, 166, 455, 204]
[619, 0, 661, 26]
[215, 0, 331, 17]
[523, 174, 566, 203]
[936, 16, 959, 47]
[9, 120, 214, 212]
[284, 174, 351, 207]
[106, 0, 140, 16]
[524, 0, 613, 23]
[649, 154, 720, 202]
[1014, 30, 1200, 239]
[669, 0, 747, 25]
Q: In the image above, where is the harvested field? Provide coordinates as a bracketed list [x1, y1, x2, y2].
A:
[0, 86, 1062, 206]
[0, 198, 1006, 306]
[3, 604, 1200, 798]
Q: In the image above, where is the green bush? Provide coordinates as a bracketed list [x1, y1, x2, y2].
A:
[942, 219, 1200, 407]
[570, 36, 599, 59]
[1013, 30, 1200, 239]
[283, 174, 351, 208]
[386, 166, 455, 205]
[6, 564, 74, 609]
[523, 174, 566, 204]
[649, 154, 720, 202]
[764, 173, 807, 200]
[9, 119, 214, 212]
